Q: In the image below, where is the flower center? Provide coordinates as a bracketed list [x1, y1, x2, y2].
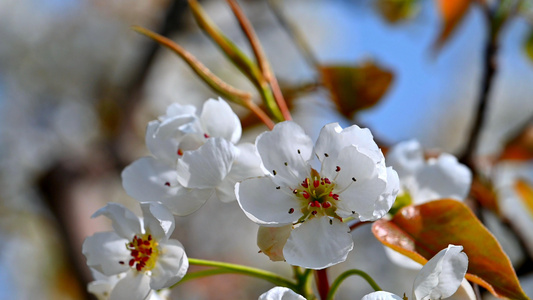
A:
[293, 168, 340, 221]
[120, 234, 160, 272]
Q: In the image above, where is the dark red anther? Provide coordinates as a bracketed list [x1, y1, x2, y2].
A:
[177, 149, 183, 156]
[301, 178, 309, 188]
[313, 179, 319, 188]
[131, 250, 139, 257]
[302, 191, 310, 199]
[129, 243, 134, 248]
[142, 256, 149, 262]
[293, 189, 298, 194]
[143, 240, 150, 246]
[335, 166, 341, 172]
[164, 182, 171, 187]
[204, 133, 210, 138]
[312, 211, 318, 215]
[119, 261, 125, 265]
[324, 178, 331, 184]
[332, 194, 339, 200]
[148, 235, 152, 241]
[129, 259, 135, 266]
[288, 208, 295, 214]
[323, 202, 331, 208]
[136, 263, 142, 271]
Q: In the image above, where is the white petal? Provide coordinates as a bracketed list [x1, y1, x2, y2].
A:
[375, 167, 400, 218]
[146, 114, 197, 163]
[361, 291, 404, 300]
[200, 98, 242, 144]
[215, 143, 267, 203]
[447, 279, 476, 300]
[83, 232, 130, 276]
[159, 187, 213, 216]
[412, 153, 472, 204]
[177, 137, 237, 188]
[257, 225, 292, 262]
[256, 121, 313, 186]
[386, 140, 425, 179]
[109, 271, 151, 300]
[315, 123, 383, 163]
[323, 146, 388, 220]
[283, 217, 353, 269]
[258, 287, 306, 300]
[164, 102, 197, 117]
[413, 245, 468, 300]
[236, 177, 303, 225]
[141, 202, 175, 241]
[121, 157, 180, 203]
[150, 239, 189, 290]
[92, 203, 141, 239]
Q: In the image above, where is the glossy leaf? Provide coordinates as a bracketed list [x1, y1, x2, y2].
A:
[319, 61, 394, 118]
[132, 26, 252, 104]
[375, 0, 420, 24]
[515, 179, 533, 218]
[434, 0, 472, 50]
[372, 199, 529, 300]
[470, 176, 499, 214]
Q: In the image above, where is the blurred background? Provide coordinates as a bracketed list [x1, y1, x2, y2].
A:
[1, 0, 533, 299]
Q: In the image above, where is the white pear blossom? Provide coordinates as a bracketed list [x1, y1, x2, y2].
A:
[88, 269, 171, 300]
[362, 245, 474, 300]
[122, 98, 264, 216]
[258, 287, 306, 300]
[237, 121, 399, 269]
[386, 140, 472, 205]
[83, 203, 188, 300]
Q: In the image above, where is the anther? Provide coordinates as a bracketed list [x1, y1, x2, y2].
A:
[276, 186, 280, 189]
[352, 211, 355, 214]
[293, 189, 298, 194]
[177, 149, 183, 156]
[136, 264, 142, 271]
[324, 178, 331, 184]
[352, 177, 357, 182]
[302, 191, 310, 199]
[129, 259, 135, 267]
[148, 235, 152, 241]
[324, 153, 329, 157]
[297, 149, 301, 154]
[312, 211, 318, 216]
[273, 170, 277, 175]
[301, 178, 309, 188]
[336, 166, 341, 172]
[329, 219, 333, 225]
[164, 182, 170, 187]
[204, 133, 209, 138]
[288, 208, 294, 214]
[284, 162, 288, 166]
[323, 202, 331, 208]
[119, 261, 125, 265]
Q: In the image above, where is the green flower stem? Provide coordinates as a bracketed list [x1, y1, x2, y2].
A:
[326, 269, 382, 300]
[182, 258, 299, 290]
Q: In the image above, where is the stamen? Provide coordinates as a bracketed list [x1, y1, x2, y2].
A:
[177, 149, 183, 156]
[288, 208, 295, 214]
[297, 149, 301, 154]
[329, 219, 333, 225]
[312, 210, 318, 216]
[284, 162, 288, 166]
[164, 182, 171, 187]
[301, 178, 309, 188]
[302, 191, 310, 199]
[119, 261, 125, 265]
[336, 166, 341, 172]
[324, 153, 329, 157]
[204, 133, 210, 138]
[272, 170, 277, 175]
[323, 202, 331, 208]
[352, 177, 357, 182]
[276, 186, 280, 189]
[352, 211, 355, 214]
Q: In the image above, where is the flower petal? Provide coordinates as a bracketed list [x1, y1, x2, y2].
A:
[386, 140, 425, 178]
[121, 157, 180, 203]
[283, 217, 353, 269]
[150, 239, 189, 290]
[177, 137, 237, 188]
[109, 271, 151, 300]
[257, 225, 292, 262]
[412, 153, 472, 204]
[82, 232, 130, 276]
[315, 123, 383, 163]
[447, 279, 476, 300]
[92, 203, 141, 239]
[141, 202, 175, 241]
[159, 187, 213, 216]
[258, 287, 306, 300]
[413, 244, 468, 300]
[323, 146, 388, 220]
[200, 98, 242, 144]
[256, 121, 313, 186]
[361, 291, 404, 300]
[237, 177, 303, 225]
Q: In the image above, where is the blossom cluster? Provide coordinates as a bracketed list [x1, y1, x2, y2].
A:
[82, 98, 477, 299]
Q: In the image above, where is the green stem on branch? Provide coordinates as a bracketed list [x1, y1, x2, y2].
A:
[174, 258, 299, 290]
[326, 269, 382, 300]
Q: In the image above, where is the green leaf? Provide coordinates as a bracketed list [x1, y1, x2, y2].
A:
[372, 199, 530, 300]
[319, 61, 394, 118]
[375, 0, 420, 24]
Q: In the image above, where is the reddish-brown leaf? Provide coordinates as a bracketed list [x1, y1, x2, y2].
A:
[372, 199, 529, 300]
[515, 179, 533, 218]
[498, 123, 533, 161]
[434, 0, 472, 50]
[319, 61, 394, 118]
